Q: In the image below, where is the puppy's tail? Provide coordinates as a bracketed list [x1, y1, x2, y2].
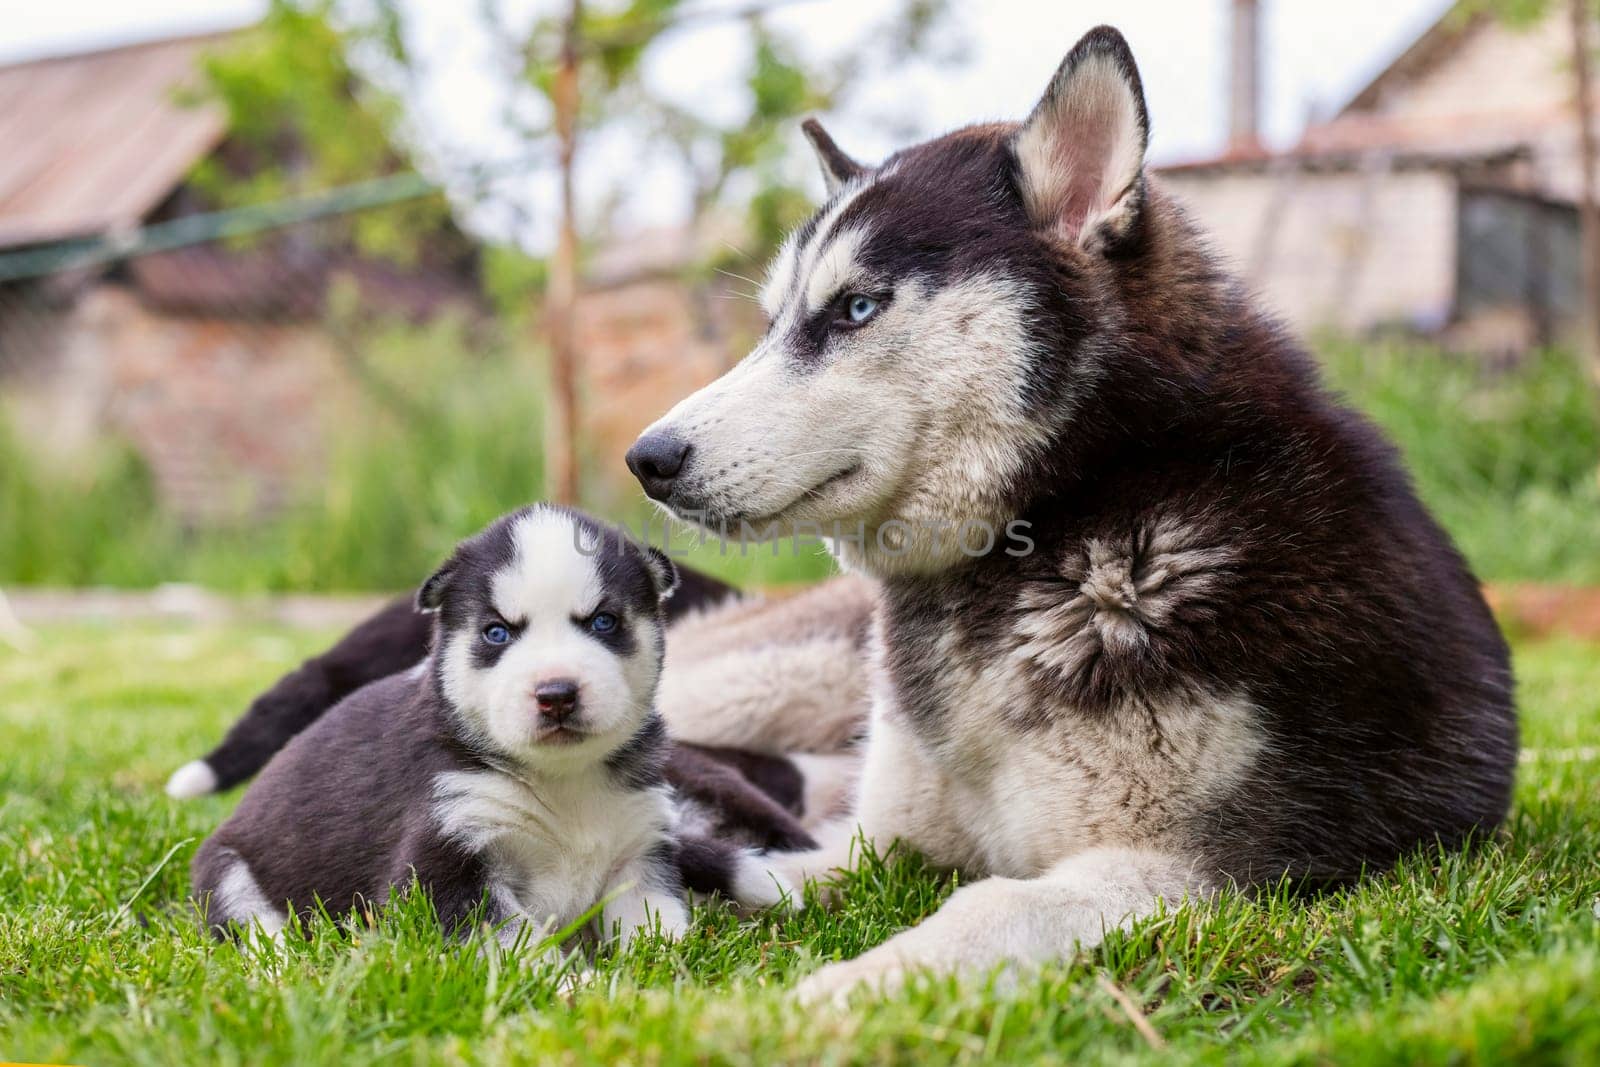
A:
[164, 663, 336, 798]
[163, 659, 334, 798]
[676, 836, 796, 910]
[164, 652, 354, 799]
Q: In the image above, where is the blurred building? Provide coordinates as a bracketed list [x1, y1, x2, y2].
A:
[0, 31, 482, 524]
[1161, 1, 1593, 354]
[0, 29, 768, 523]
[14, 5, 1591, 530]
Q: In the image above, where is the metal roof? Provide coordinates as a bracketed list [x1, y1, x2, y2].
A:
[0, 31, 234, 251]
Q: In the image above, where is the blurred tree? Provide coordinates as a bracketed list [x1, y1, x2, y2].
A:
[186, 0, 463, 267]
[1567, 0, 1600, 410]
[544, 0, 958, 258]
[482, 0, 960, 502]
[1465, 0, 1556, 24]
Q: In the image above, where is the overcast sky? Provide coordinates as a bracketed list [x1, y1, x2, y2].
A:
[1, 0, 1456, 246]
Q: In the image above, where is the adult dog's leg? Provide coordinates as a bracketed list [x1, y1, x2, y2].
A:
[795, 846, 1209, 1005]
[762, 711, 970, 894]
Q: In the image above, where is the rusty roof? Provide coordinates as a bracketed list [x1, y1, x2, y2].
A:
[0, 31, 237, 251]
[1338, 2, 1485, 117]
[1159, 3, 1554, 178]
[1158, 100, 1557, 176]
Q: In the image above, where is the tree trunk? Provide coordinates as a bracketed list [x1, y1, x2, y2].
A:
[545, 0, 582, 505]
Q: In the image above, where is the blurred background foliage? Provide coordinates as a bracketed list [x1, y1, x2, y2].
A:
[186, 0, 957, 276]
[2, 0, 1597, 596]
[3, 334, 1598, 591]
[184, 0, 464, 267]
[0, 0, 956, 593]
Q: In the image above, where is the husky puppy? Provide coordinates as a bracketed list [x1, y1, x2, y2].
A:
[166, 550, 867, 849]
[164, 567, 741, 798]
[623, 26, 1518, 1000]
[191, 505, 788, 944]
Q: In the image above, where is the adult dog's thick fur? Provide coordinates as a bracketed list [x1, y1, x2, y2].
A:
[625, 26, 1518, 1001]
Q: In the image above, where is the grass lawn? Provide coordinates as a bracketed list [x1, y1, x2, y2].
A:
[3, 621, 1599, 1065]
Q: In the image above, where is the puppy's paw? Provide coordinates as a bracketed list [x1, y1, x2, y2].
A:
[555, 962, 599, 995]
[732, 853, 799, 912]
[759, 849, 855, 911]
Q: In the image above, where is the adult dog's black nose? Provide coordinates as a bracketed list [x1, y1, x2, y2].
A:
[626, 431, 690, 501]
[534, 679, 579, 722]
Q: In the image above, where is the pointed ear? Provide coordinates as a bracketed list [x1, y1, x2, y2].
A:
[643, 546, 680, 602]
[416, 560, 455, 613]
[1014, 26, 1150, 253]
[801, 118, 866, 196]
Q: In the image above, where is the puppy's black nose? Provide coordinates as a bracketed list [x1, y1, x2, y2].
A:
[534, 679, 580, 722]
[626, 431, 690, 502]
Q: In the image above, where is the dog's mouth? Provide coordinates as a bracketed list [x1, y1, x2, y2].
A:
[532, 724, 588, 746]
[705, 462, 864, 530]
[812, 462, 863, 497]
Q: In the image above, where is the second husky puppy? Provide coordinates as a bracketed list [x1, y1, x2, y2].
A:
[192, 504, 787, 944]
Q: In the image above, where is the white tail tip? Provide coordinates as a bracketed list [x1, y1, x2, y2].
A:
[165, 759, 219, 799]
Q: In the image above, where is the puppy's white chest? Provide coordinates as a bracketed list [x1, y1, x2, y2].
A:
[431, 769, 667, 928]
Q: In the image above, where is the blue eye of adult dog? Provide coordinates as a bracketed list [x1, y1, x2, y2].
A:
[843, 294, 879, 325]
[482, 623, 511, 646]
[589, 612, 618, 635]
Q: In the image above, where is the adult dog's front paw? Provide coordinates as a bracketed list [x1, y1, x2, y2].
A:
[794, 945, 909, 1007]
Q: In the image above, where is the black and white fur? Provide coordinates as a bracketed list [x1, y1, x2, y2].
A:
[191, 505, 789, 944]
[623, 26, 1519, 1002]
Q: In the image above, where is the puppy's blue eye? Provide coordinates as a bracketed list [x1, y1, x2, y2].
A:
[589, 612, 618, 635]
[482, 623, 511, 646]
[844, 294, 879, 324]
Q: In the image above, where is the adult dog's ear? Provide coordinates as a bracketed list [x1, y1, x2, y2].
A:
[801, 118, 867, 195]
[1015, 26, 1150, 253]
[643, 546, 681, 602]
[416, 559, 456, 613]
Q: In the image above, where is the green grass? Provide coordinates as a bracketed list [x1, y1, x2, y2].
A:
[1321, 340, 1600, 585]
[2, 623, 1598, 1065]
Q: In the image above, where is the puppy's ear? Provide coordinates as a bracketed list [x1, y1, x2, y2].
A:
[644, 546, 680, 602]
[1014, 26, 1150, 253]
[801, 118, 866, 195]
[416, 560, 455, 614]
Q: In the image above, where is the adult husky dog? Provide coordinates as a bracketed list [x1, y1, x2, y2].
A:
[623, 26, 1517, 1000]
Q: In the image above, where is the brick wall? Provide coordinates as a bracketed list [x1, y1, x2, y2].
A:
[1, 271, 764, 522]
[2, 284, 350, 525]
[573, 273, 762, 490]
